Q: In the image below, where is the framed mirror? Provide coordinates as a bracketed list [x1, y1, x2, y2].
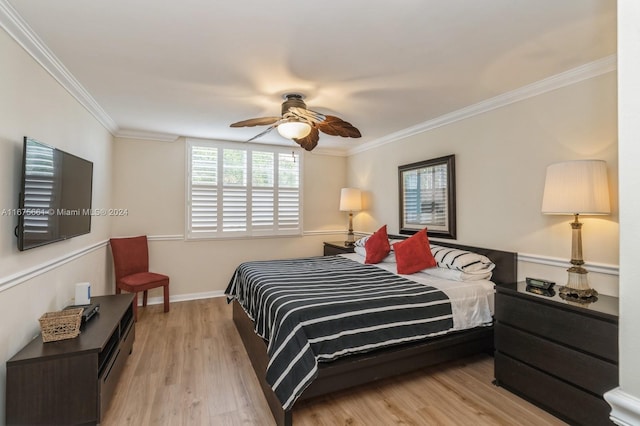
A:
[398, 154, 456, 239]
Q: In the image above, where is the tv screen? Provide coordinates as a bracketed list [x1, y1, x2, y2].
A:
[17, 137, 93, 251]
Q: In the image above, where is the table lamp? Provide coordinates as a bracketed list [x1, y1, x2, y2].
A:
[541, 160, 610, 299]
[339, 188, 362, 246]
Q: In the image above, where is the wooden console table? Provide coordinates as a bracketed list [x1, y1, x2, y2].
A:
[6, 294, 135, 425]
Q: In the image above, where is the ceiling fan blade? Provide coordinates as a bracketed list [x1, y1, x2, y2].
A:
[230, 117, 281, 128]
[316, 115, 361, 138]
[247, 124, 279, 142]
[293, 127, 320, 151]
[287, 107, 326, 124]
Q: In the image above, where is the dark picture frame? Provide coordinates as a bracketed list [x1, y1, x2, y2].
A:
[398, 154, 456, 239]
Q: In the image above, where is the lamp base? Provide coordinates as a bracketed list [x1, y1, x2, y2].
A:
[558, 286, 599, 300]
[344, 211, 356, 247]
[559, 267, 599, 300]
[345, 231, 356, 247]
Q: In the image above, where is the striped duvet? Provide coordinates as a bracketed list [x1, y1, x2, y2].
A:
[225, 255, 454, 410]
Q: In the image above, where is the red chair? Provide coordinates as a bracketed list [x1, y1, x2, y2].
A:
[109, 235, 169, 321]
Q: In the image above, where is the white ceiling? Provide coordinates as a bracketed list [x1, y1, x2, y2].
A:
[6, 0, 616, 153]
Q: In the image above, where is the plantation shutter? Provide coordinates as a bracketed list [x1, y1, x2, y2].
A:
[251, 151, 275, 231]
[278, 152, 300, 230]
[187, 139, 302, 239]
[190, 146, 218, 235]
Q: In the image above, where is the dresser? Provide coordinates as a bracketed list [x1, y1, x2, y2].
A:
[323, 241, 356, 256]
[494, 282, 618, 425]
[6, 294, 135, 425]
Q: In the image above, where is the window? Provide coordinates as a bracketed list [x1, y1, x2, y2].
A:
[186, 139, 303, 239]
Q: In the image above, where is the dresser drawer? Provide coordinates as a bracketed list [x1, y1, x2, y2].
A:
[495, 352, 614, 426]
[495, 292, 617, 362]
[496, 323, 617, 395]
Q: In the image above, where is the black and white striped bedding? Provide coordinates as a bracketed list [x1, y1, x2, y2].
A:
[225, 255, 454, 410]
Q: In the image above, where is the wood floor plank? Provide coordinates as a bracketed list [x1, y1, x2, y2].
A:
[102, 297, 567, 426]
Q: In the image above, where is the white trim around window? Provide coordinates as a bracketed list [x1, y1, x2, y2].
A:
[185, 138, 304, 240]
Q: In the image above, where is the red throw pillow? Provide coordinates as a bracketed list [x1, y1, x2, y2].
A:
[364, 225, 391, 264]
[393, 229, 437, 274]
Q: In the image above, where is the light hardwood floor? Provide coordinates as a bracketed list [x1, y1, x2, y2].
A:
[102, 298, 567, 426]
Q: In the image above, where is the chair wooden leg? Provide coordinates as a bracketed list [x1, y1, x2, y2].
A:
[163, 284, 170, 313]
[132, 292, 138, 322]
[143, 290, 148, 307]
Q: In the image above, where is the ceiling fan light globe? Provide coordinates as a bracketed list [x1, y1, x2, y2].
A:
[277, 121, 311, 139]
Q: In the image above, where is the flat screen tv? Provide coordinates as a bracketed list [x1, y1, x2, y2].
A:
[16, 137, 94, 251]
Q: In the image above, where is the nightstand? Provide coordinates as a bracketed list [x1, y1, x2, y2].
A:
[323, 241, 356, 256]
[494, 282, 618, 426]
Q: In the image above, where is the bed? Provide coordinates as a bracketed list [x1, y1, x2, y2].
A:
[227, 237, 517, 426]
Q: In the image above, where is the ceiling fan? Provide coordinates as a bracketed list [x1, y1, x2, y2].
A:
[230, 94, 361, 151]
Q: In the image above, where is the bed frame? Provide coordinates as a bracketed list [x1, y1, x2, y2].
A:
[232, 239, 517, 425]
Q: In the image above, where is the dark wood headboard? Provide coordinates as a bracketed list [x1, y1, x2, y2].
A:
[389, 235, 517, 285]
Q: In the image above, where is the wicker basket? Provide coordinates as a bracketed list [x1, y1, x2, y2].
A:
[39, 308, 83, 342]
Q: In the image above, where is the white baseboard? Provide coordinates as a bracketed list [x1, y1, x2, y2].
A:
[604, 388, 640, 426]
[141, 290, 225, 306]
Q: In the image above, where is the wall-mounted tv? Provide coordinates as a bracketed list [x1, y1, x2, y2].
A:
[16, 137, 94, 251]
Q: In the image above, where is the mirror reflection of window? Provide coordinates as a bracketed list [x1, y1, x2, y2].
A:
[403, 164, 448, 227]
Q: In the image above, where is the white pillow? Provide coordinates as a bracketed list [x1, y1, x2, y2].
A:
[421, 266, 492, 281]
[354, 236, 368, 247]
[354, 246, 396, 263]
[355, 236, 403, 251]
[430, 244, 495, 273]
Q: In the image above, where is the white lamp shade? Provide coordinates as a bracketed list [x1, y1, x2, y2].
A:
[339, 188, 362, 212]
[277, 121, 311, 139]
[541, 160, 611, 215]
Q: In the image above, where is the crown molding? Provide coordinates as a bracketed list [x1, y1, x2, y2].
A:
[348, 55, 617, 156]
[2, 1, 616, 153]
[114, 129, 180, 142]
[309, 147, 348, 157]
[0, 0, 118, 134]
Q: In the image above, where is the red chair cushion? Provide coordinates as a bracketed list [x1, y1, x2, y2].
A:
[120, 272, 168, 287]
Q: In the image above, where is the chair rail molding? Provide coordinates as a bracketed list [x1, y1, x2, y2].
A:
[518, 252, 619, 276]
[0, 240, 109, 293]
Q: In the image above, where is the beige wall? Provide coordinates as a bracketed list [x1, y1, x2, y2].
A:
[0, 28, 114, 419]
[348, 72, 619, 295]
[111, 137, 348, 296]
